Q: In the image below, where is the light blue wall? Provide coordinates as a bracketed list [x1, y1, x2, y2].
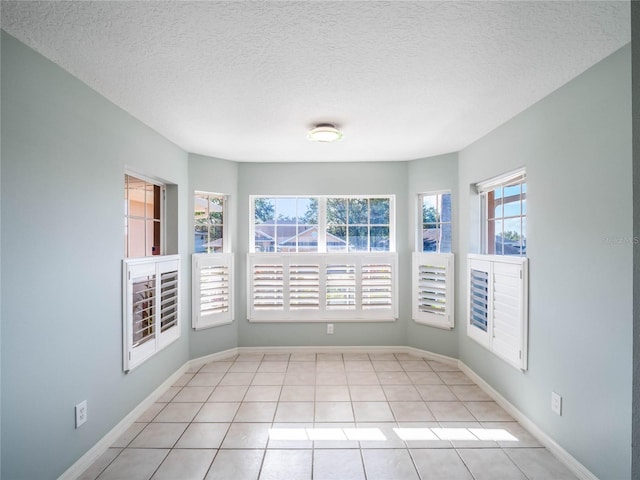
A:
[188, 153, 239, 358]
[406, 154, 459, 356]
[235, 161, 413, 348]
[457, 44, 632, 479]
[1, 32, 190, 479]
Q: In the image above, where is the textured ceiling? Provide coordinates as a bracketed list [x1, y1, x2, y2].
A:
[1, 1, 631, 162]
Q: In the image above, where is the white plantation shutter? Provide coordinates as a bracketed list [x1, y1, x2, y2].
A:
[192, 253, 233, 329]
[123, 255, 180, 372]
[248, 253, 397, 321]
[467, 255, 528, 371]
[412, 253, 454, 329]
[492, 260, 528, 370]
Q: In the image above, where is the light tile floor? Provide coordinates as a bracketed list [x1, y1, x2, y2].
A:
[79, 351, 578, 480]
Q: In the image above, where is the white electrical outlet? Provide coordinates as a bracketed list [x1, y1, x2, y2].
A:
[327, 323, 334, 334]
[551, 392, 562, 416]
[75, 400, 88, 428]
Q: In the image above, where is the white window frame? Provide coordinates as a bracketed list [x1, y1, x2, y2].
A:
[412, 252, 454, 329]
[477, 168, 526, 256]
[124, 171, 166, 258]
[123, 255, 180, 372]
[467, 254, 528, 371]
[194, 191, 229, 254]
[250, 195, 396, 254]
[417, 191, 452, 254]
[248, 252, 398, 322]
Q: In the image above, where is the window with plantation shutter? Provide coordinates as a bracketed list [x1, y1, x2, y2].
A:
[248, 253, 397, 322]
[123, 255, 180, 372]
[412, 253, 454, 329]
[192, 253, 233, 329]
[467, 254, 528, 371]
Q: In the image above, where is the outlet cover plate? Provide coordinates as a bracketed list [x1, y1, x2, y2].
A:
[327, 324, 334, 334]
[551, 392, 562, 416]
[75, 400, 87, 428]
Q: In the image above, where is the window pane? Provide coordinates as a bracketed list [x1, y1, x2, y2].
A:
[255, 198, 275, 224]
[348, 226, 368, 251]
[503, 218, 523, 256]
[370, 198, 390, 224]
[440, 222, 452, 253]
[297, 225, 318, 252]
[422, 224, 438, 252]
[206, 226, 223, 253]
[327, 198, 347, 225]
[146, 220, 157, 256]
[276, 197, 297, 223]
[209, 197, 224, 224]
[255, 224, 275, 252]
[297, 198, 317, 224]
[129, 218, 146, 257]
[503, 183, 521, 199]
[440, 193, 452, 223]
[487, 219, 497, 255]
[371, 226, 390, 251]
[276, 224, 296, 252]
[194, 226, 207, 254]
[327, 226, 347, 252]
[348, 198, 368, 224]
[493, 219, 503, 255]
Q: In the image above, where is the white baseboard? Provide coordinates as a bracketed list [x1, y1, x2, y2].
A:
[59, 345, 597, 480]
[458, 361, 598, 480]
[58, 364, 190, 480]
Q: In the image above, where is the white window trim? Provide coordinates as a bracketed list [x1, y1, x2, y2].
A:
[247, 252, 398, 322]
[122, 254, 181, 372]
[467, 254, 528, 371]
[250, 195, 396, 254]
[412, 252, 454, 330]
[194, 191, 229, 254]
[476, 168, 526, 257]
[192, 253, 233, 329]
[416, 190, 452, 254]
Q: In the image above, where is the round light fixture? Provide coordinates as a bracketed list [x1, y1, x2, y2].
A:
[308, 123, 343, 142]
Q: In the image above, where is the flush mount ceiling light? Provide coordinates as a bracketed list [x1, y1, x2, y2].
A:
[307, 123, 343, 142]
